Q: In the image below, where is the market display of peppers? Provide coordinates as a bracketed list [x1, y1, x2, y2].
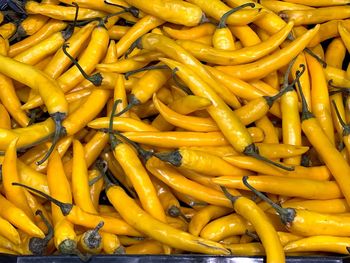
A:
[1, 0, 350, 262]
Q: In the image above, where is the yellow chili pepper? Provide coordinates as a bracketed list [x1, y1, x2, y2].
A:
[96, 51, 163, 73]
[3, 138, 34, 219]
[25, 1, 107, 20]
[0, 104, 10, 130]
[44, 21, 97, 79]
[116, 15, 164, 58]
[101, 231, 124, 254]
[188, 206, 232, 237]
[122, 0, 203, 26]
[160, 58, 291, 170]
[13, 182, 143, 237]
[9, 19, 67, 57]
[221, 186, 285, 262]
[105, 181, 230, 254]
[280, 6, 350, 26]
[259, 0, 314, 12]
[108, 25, 129, 40]
[47, 149, 78, 255]
[163, 23, 215, 40]
[188, 0, 265, 26]
[13, 32, 64, 66]
[215, 24, 320, 80]
[283, 0, 350, 6]
[72, 139, 98, 214]
[306, 54, 336, 146]
[282, 199, 350, 214]
[0, 193, 44, 238]
[214, 175, 342, 199]
[63, 132, 109, 178]
[325, 38, 346, 69]
[0, 69, 30, 127]
[200, 213, 254, 241]
[243, 176, 350, 237]
[0, 235, 24, 255]
[137, 33, 241, 109]
[152, 95, 212, 131]
[18, 14, 49, 36]
[109, 138, 166, 224]
[146, 156, 237, 208]
[284, 236, 350, 254]
[178, 21, 294, 65]
[122, 128, 263, 148]
[0, 216, 20, 245]
[296, 65, 350, 206]
[89, 169, 104, 211]
[155, 148, 250, 177]
[255, 116, 279, 144]
[0, 23, 16, 39]
[151, 177, 182, 218]
[213, 4, 255, 50]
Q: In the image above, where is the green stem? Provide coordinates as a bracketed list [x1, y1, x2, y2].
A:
[172, 68, 193, 95]
[154, 150, 182, 167]
[103, 0, 140, 18]
[124, 37, 142, 58]
[11, 182, 73, 216]
[29, 210, 54, 255]
[62, 43, 103, 86]
[332, 100, 350, 136]
[242, 176, 296, 225]
[36, 112, 66, 166]
[124, 64, 169, 80]
[83, 221, 104, 249]
[264, 57, 298, 107]
[113, 132, 154, 162]
[220, 186, 240, 205]
[304, 48, 327, 68]
[218, 3, 255, 29]
[109, 99, 123, 149]
[243, 144, 294, 171]
[295, 65, 314, 121]
[62, 2, 79, 40]
[113, 95, 140, 118]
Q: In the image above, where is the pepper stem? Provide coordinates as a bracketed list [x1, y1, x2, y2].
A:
[124, 64, 169, 80]
[124, 37, 142, 58]
[83, 221, 104, 249]
[62, 43, 103, 86]
[167, 205, 181, 218]
[243, 144, 294, 171]
[172, 68, 193, 95]
[11, 182, 73, 216]
[109, 99, 123, 149]
[218, 3, 255, 29]
[331, 100, 350, 136]
[304, 48, 327, 68]
[287, 34, 327, 68]
[328, 79, 350, 92]
[264, 57, 299, 107]
[220, 186, 240, 204]
[103, 0, 139, 18]
[29, 210, 54, 255]
[154, 150, 182, 167]
[112, 94, 140, 119]
[295, 65, 314, 121]
[62, 2, 79, 40]
[36, 112, 66, 165]
[242, 176, 296, 225]
[113, 132, 154, 162]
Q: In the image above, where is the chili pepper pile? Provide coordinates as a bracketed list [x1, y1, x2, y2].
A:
[2, 0, 350, 261]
